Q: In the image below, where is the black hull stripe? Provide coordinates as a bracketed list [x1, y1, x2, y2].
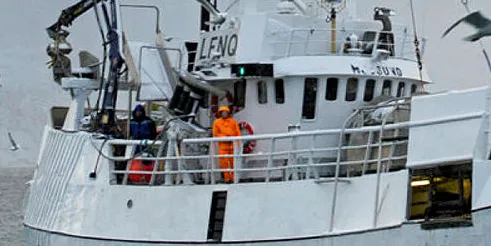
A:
[24, 223, 402, 244]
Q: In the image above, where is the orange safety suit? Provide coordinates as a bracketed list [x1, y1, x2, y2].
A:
[212, 109, 241, 183]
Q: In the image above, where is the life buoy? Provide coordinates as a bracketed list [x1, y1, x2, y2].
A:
[239, 121, 256, 153]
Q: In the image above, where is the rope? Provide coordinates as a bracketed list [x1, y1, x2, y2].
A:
[88, 133, 161, 162]
[86, 116, 182, 162]
[461, 0, 491, 76]
[409, 0, 425, 93]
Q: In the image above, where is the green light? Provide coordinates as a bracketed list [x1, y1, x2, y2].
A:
[239, 67, 245, 76]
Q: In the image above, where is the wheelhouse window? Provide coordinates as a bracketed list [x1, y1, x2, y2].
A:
[257, 81, 267, 104]
[275, 79, 285, 104]
[364, 79, 376, 102]
[361, 31, 376, 54]
[411, 84, 418, 95]
[397, 82, 406, 97]
[409, 163, 472, 228]
[382, 80, 392, 96]
[325, 78, 338, 101]
[233, 79, 246, 109]
[345, 77, 358, 101]
[302, 78, 318, 120]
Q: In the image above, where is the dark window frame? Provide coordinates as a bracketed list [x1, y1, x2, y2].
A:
[325, 78, 339, 101]
[382, 80, 392, 96]
[364, 79, 376, 102]
[411, 84, 418, 95]
[233, 79, 247, 108]
[345, 77, 358, 102]
[302, 78, 318, 120]
[275, 79, 285, 104]
[397, 82, 406, 97]
[257, 80, 268, 104]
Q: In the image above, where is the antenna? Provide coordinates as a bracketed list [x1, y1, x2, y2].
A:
[461, 0, 491, 76]
[409, 0, 425, 93]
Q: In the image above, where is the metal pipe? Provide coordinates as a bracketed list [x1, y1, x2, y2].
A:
[373, 110, 390, 228]
[291, 0, 308, 15]
[109, 155, 408, 170]
[120, 4, 160, 33]
[127, 88, 132, 139]
[194, 0, 225, 25]
[181, 111, 484, 143]
[330, 109, 360, 231]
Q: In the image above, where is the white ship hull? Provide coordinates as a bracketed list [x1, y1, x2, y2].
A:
[25, 207, 491, 245]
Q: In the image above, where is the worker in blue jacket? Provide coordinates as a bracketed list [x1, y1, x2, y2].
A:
[130, 104, 157, 140]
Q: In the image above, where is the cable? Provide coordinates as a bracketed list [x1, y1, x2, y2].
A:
[89, 137, 109, 178]
[92, 0, 108, 112]
[87, 115, 191, 162]
[88, 134, 161, 162]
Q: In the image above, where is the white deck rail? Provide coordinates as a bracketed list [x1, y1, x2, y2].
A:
[106, 110, 483, 187]
[266, 29, 423, 60]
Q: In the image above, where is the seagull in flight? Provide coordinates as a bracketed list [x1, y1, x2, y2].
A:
[8, 131, 20, 151]
[442, 11, 491, 42]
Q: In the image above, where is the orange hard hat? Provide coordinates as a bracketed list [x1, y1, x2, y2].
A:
[218, 106, 230, 113]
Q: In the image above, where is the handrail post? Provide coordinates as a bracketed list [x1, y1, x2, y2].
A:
[373, 110, 391, 228]
[175, 140, 185, 185]
[266, 138, 275, 182]
[164, 140, 175, 185]
[386, 128, 400, 172]
[330, 109, 359, 232]
[307, 134, 316, 179]
[362, 131, 374, 175]
[304, 30, 311, 56]
[286, 136, 299, 180]
[122, 144, 133, 185]
[233, 139, 242, 184]
[208, 140, 215, 185]
[287, 30, 294, 57]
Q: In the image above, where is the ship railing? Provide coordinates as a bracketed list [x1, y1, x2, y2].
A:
[107, 121, 410, 186]
[106, 109, 484, 188]
[267, 28, 421, 61]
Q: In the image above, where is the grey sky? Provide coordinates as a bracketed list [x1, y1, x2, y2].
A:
[360, 0, 491, 92]
[0, 0, 490, 166]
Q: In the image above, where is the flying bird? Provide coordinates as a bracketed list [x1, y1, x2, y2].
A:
[8, 131, 20, 151]
[442, 11, 491, 42]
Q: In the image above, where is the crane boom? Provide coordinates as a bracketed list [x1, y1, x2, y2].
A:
[46, 0, 104, 39]
[46, 0, 125, 134]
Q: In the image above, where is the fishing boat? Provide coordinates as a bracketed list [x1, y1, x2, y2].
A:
[23, 0, 491, 245]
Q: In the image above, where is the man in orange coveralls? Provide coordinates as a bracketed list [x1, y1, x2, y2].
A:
[213, 106, 241, 183]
